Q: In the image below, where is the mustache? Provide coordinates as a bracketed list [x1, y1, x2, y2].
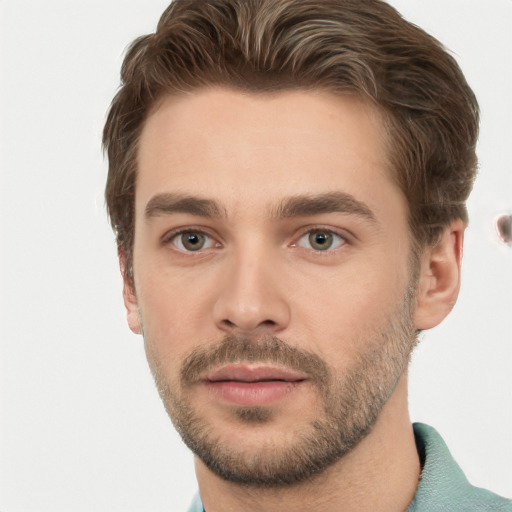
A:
[180, 334, 330, 387]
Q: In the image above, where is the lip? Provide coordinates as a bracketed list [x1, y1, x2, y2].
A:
[205, 364, 308, 383]
[202, 364, 307, 406]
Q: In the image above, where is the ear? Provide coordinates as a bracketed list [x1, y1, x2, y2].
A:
[119, 248, 142, 335]
[414, 219, 465, 330]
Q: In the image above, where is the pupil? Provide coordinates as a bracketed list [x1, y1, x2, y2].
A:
[183, 233, 204, 250]
[310, 231, 333, 250]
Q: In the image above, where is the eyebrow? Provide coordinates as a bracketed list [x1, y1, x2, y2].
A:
[272, 192, 376, 222]
[144, 191, 376, 223]
[145, 193, 224, 219]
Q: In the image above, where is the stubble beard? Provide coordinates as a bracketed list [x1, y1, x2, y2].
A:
[145, 286, 418, 488]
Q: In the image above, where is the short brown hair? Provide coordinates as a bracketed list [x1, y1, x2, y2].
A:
[103, 0, 479, 273]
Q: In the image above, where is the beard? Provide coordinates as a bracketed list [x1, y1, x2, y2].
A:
[144, 285, 418, 488]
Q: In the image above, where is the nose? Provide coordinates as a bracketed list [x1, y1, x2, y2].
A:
[213, 247, 291, 335]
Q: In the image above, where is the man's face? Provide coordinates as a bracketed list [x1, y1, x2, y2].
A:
[128, 88, 418, 486]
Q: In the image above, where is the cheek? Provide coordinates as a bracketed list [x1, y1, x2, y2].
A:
[290, 260, 409, 351]
[135, 263, 219, 356]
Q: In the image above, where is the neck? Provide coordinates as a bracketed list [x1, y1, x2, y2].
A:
[195, 375, 420, 512]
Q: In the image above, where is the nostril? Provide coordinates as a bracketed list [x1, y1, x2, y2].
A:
[219, 318, 279, 332]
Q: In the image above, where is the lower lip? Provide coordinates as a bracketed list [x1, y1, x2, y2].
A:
[205, 380, 303, 406]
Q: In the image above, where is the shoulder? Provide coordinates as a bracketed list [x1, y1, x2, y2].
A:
[407, 423, 512, 512]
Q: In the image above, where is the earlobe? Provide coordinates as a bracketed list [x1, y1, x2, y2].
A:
[413, 219, 465, 330]
[119, 248, 142, 335]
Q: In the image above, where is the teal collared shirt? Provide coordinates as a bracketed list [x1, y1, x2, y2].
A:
[406, 423, 511, 511]
[187, 423, 511, 512]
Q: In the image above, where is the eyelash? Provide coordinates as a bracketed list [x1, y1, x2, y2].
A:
[294, 227, 348, 252]
[161, 226, 350, 253]
[162, 227, 219, 253]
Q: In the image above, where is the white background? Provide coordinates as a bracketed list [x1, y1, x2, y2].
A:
[1, 1, 511, 510]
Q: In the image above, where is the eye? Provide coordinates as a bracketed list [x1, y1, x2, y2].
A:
[171, 231, 216, 252]
[297, 229, 346, 251]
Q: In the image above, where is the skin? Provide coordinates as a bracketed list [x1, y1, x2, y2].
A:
[122, 88, 464, 511]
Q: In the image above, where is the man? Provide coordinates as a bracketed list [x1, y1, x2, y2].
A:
[102, 0, 511, 510]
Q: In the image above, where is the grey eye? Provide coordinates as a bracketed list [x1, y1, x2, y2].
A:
[172, 232, 214, 252]
[309, 231, 334, 250]
[297, 230, 346, 251]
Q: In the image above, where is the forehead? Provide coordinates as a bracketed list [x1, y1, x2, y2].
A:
[136, 87, 403, 220]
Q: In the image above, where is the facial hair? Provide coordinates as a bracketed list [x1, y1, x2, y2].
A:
[145, 286, 417, 488]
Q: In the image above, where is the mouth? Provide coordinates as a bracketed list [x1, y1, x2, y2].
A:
[201, 364, 307, 406]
